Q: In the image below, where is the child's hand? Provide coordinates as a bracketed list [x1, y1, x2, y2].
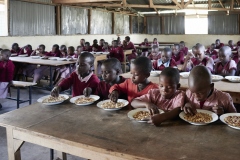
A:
[108, 90, 119, 103]
[83, 87, 92, 97]
[148, 114, 165, 126]
[182, 103, 197, 116]
[145, 103, 159, 115]
[51, 86, 60, 97]
[212, 105, 224, 115]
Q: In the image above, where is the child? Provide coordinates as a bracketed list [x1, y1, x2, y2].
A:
[108, 40, 124, 62]
[148, 45, 161, 61]
[10, 43, 21, 55]
[232, 47, 240, 64]
[0, 49, 15, 104]
[205, 43, 218, 60]
[18, 44, 33, 56]
[215, 46, 236, 76]
[117, 36, 122, 47]
[172, 44, 184, 65]
[151, 38, 159, 47]
[80, 39, 85, 47]
[152, 48, 177, 71]
[30, 44, 49, 57]
[84, 58, 126, 100]
[140, 38, 149, 46]
[122, 36, 137, 61]
[236, 60, 240, 76]
[45, 44, 61, 57]
[140, 38, 150, 56]
[109, 57, 158, 103]
[182, 66, 236, 115]
[228, 40, 237, 51]
[60, 45, 67, 58]
[92, 39, 100, 52]
[99, 39, 105, 50]
[131, 68, 185, 126]
[102, 42, 110, 52]
[76, 46, 83, 57]
[51, 52, 100, 97]
[179, 41, 188, 55]
[215, 39, 224, 49]
[83, 42, 92, 52]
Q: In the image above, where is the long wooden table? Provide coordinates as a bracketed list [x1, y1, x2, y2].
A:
[121, 73, 240, 104]
[10, 57, 76, 89]
[0, 102, 240, 160]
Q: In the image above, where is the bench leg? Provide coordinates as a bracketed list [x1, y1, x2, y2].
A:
[50, 149, 54, 160]
[29, 86, 32, 105]
[17, 88, 20, 109]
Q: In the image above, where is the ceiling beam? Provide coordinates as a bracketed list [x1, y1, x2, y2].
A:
[208, 0, 211, 9]
[218, 0, 225, 8]
[172, 0, 182, 9]
[122, 0, 126, 7]
[181, 0, 184, 8]
[236, 0, 240, 5]
[184, 0, 193, 8]
[230, 0, 234, 11]
[52, 0, 121, 3]
[149, 0, 158, 14]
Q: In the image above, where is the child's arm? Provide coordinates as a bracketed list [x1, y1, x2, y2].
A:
[119, 48, 124, 62]
[83, 87, 92, 97]
[131, 99, 159, 115]
[109, 80, 129, 102]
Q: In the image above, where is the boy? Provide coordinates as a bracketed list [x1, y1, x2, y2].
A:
[123, 36, 136, 61]
[140, 38, 150, 56]
[84, 58, 126, 100]
[109, 57, 158, 103]
[51, 52, 100, 97]
[148, 45, 161, 61]
[151, 38, 159, 47]
[80, 39, 85, 47]
[215, 39, 224, 49]
[205, 43, 218, 60]
[182, 44, 214, 72]
[182, 66, 236, 115]
[83, 42, 92, 52]
[179, 41, 188, 55]
[172, 44, 184, 65]
[10, 43, 21, 54]
[152, 48, 177, 70]
[228, 40, 237, 51]
[45, 44, 61, 57]
[131, 68, 185, 126]
[108, 40, 124, 62]
[215, 46, 236, 76]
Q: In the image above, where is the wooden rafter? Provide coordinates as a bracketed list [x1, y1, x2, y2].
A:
[208, 0, 211, 9]
[52, 0, 121, 3]
[172, 0, 182, 9]
[181, 0, 184, 8]
[149, 0, 158, 14]
[230, 0, 234, 11]
[236, 0, 240, 5]
[218, 0, 225, 8]
[184, 0, 193, 8]
[122, 0, 126, 7]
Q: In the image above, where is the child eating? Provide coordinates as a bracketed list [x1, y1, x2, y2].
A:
[84, 58, 126, 100]
[131, 68, 185, 126]
[109, 57, 158, 103]
[148, 45, 161, 61]
[51, 52, 100, 97]
[205, 43, 218, 61]
[182, 66, 237, 115]
[215, 46, 236, 76]
[179, 41, 188, 55]
[172, 44, 184, 65]
[108, 40, 124, 62]
[152, 48, 177, 71]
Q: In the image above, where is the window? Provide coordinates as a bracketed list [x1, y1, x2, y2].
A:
[0, 4, 7, 36]
[185, 15, 208, 34]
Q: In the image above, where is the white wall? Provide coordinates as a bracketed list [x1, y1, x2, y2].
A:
[0, 34, 240, 51]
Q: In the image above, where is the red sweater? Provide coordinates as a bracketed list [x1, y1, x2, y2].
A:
[152, 59, 177, 71]
[172, 51, 184, 65]
[94, 76, 126, 100]
[46, 50, 61, 57]
[59, 72, 100, 97]
[10, 48, 22, 54]
[0, 60, 15, 82]
[109, 47, 124, 62]
[216, 43, 224, 49]
[109, 79, 158, 102]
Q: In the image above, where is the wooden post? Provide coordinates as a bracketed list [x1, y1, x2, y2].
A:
[239, 14, 240, 34]
[129, 15, 132, 34]
[56, 5, 61, 35]
[6, 0, 9, 35]
[88, 9, 92, 34]
[112, 12, 114, 34]
[161, 16, 164, 34]
[143, 16, 147, 34]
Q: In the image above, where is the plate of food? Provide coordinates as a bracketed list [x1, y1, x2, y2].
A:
[11, 53, 18, 57]
[180, 72, 190, 79]
[31, 56, 40, 59]
[128, 108, 164, 122]
[48, 57, 59, 60]
[220, 113, 240, 130]
[57, 58, 67, 61]
[70, 95, 100, 106]
[150, 71, 161, 77]
[37, 94, 69, 105]
[179, 109, 218, 125]
[211, 75, 223, 82]
[18, 54, 28, 57]
[225, 76, 240, 83]
[96, 99, 129, 111]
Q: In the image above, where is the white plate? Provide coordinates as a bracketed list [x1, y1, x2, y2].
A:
[211, 75, 223, 82]
[225, 76, 240, 83]
[150, 71, 161, 77]
[96, 99, 129, 111]
[37, 94, 69, 106]
[11, 53, 17, 57]
[220, 113, 240, 130]
[18, 54, 28, 57]
[179, 109, 218, 125]
[70, 95, 100, 106]
[180, 72, 190, 79]
[57, 58, 67, 61]
[128, 108, 164, 122]
[31, 56, 40, 59]
[48, 57, 59, 60]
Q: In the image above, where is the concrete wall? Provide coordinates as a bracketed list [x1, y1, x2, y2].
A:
[0, 34, 240, 51]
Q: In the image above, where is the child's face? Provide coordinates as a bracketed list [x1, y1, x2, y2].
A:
[161, 52, 171, 63]
[195, 49, 205, 61]
[172, 46, 179, 55]
[76, 57, 92, 76]
[13, 45, 18, 50]
[159, 75, 178, 99]
[52, 47, 56, 52]
[68, 48, 74, 55]
[101, 64, 118, 83]
[228, 41, 233, 46]
[179, 43, 184, 50]
[77, 47, 83, 53]
[0, 52, 10, 61]
[144, 39, 148, 43]
[153, 39, 157, 43]
[189, 82, 213, 102]
[218, 51, 230, 63]
[215, 40, 220, 46]
[210, 45, 216, 50]
[60, 46, 66, 52]
[38, 46, 44, 53]
[130, 64, 149, 84]
[93, 40, 98, 44]
[152, 47, 158, 53]
[192, 48, 197, 55]
[80, 40, 85, 45]
[100, 40, 104, 46]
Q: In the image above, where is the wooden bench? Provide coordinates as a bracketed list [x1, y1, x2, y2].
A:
[7, 81, 37, 109]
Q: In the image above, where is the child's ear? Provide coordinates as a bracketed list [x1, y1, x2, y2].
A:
[177, 83, 181, 89]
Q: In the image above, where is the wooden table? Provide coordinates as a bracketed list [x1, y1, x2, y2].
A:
[10, 57, 76, 89]
[121, 73, 240, 104]
[0, 102, 240, 160]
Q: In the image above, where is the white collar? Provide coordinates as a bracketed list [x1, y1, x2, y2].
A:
[157, 59, 170, 67]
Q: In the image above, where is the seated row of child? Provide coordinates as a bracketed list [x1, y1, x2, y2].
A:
[50, 54, 237, 126]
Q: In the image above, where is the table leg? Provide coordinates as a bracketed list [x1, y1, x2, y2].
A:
[56, 151, 67, 160]
[29, 86, 32, 105]
[17, 87, 20, 109]
[49, 66, 53, 89]
[6, 127, 24, 160]
[69, 66, 72, 95]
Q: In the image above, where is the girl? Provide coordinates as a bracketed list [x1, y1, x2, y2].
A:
[172, 44, 184, 65]
[148, 45, 161, 61]
[102, 42, 110, 52]
[76, 46, 83, 57]
[108, 40, 124, 62]
[140, 38, 150, 56]
[45, 44, 61, 57]
[205, 43, 218, 61]
[151, 38, 159, 47]
[131, 68, 185, 126]
[117, 36, 122, 47]
[60, 45, 67, 58]
[83, 42, 92, 52]
[122, 36, 137, 61]
[10, 43, 21, 55]
[80, 39, 85, 47]
[179, 41, 188, 55]
[215, 46, 236, 76]
[92, 39, 99, 52]
[0, 49, 15, 108]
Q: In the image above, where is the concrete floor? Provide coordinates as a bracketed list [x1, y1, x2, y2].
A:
[0, 85, 85, 160]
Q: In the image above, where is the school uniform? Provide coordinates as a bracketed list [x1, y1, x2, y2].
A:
[180, 47, 189, 55]
[123, 41, 137, 61]
[46, 50, 61, 57]
[186, 57, 214, 72]
[59, 71, 100, 97]
[140, 42, 150, 52]
[10, 48, 22, 54]
[216, 43, 224, 49]
[205, 49, 218, 60]
[152, 59, 177, 71]
[172, 51, 184, 65]
[135, 89, 185, 111]
[232, 55, 239, 64]
[236, 62, 240, 76]
[148, 52, 161, 61]
[0, 60, 14, 98]
[83, 47, 92, 52]
[151, 42, 159, 47]
[18, 47, 33, 56]
[229, 45, 237, 51]
[109, 79, 158, 103]
[215, 60, 237, 75]
[94, 76, 125, 100]
[185, 89, 237, 113]
[109, 47, 124, 62]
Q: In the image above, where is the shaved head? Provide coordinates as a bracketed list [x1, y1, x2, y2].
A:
[195, 44, 205, 53]
[189, 66, 211, 87]
[219, 46, 231, 56]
